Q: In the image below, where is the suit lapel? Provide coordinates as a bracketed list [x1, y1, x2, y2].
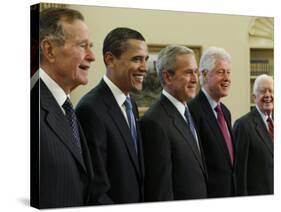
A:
[98, 80, 141, 177]
[252, 109, 273, 155]
[198, 91, 233, 166]
[40, 80, 87, 172]
[160, 95, 205, 172]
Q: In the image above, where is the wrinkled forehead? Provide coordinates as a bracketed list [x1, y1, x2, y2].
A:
[60, 19, 89, 37]
[214, 58, 231, 68]
[258, 79, 274, 90]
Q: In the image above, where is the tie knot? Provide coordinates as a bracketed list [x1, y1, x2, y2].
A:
[62, 98, 74, 111]
[267, 116, 272, 122]
[215, 104, 222, 113]
[185, 106, 191, 117]
[124, 97, 133, 110]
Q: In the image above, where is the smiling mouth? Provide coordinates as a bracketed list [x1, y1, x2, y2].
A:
[221, 82, 230, 88]
[187, 86, 196, 89]
[133, 74, 145, 83]
[79, 64, 90, 71]
[263, 98, 273, 104]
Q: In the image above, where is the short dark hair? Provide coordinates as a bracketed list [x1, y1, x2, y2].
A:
[103, 27, 145, 58]
[39, 8, 84, 46]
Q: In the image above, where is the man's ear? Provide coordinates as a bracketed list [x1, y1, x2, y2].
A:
[104, 52, 115, 69]
[202, 70, 208, 82]
[162, 70, 172, 85]
[253, 94, 257, 103]
[40, 39, 56, 63]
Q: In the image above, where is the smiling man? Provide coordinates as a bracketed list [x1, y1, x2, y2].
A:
[140, 45, 207, 201]
[76, 27, 149, 204]
[234, 74, 274, 196]
[188, 47, 235, 198]
[32, 8, 96, 208]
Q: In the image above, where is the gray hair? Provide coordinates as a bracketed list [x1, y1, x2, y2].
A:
[156, 45, 194, 86]
[253, 74, 274, 96]
[199, 46, 232, 86]
[39, 8, 84, 60]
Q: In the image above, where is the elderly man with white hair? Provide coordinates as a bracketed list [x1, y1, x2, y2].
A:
[233, 74, 274, 196]
[188, 46, 235, 198]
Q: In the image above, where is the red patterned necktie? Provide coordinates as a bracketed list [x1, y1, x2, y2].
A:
[215, 104, 234, 165]
[267, 117, 274, 142]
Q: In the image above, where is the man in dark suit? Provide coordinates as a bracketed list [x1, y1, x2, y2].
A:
[189, 47, 235, 198]
[233, 74, 273, 196]
[31, 8, 96, 208]
[76, 27, 149, 204]
[140, 45, 207, 201]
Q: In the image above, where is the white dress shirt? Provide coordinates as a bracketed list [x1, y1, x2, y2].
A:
[256, 105, 273, 131]
[162, 89, 186, 121]
[163, 89, 200, 150]
[40, 68, 69, 114]
[103, 75, 130, 125]
[202, 88, 218, 119]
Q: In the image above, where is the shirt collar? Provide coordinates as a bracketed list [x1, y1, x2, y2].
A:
[39, 67, 68, 107]
[162, 89, 186, 118]
[256, 105, 273, 122]
[103, 75, 127, 107]
[202, 87, 219, 110]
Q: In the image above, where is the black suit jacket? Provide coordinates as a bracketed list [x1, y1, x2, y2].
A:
[75, 79, 144, 204]
[188, 90, 235, 197]
[31, 80, 94, 209]
[233, 107, 273, 195]
[140, 94, 207, 201]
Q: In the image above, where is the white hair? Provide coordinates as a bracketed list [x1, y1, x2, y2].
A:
[199, 46, 232, 86]
[253, 74, 274, 96]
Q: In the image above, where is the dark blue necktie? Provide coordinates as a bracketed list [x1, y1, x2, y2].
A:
[62, 98, 82, 152]
[184, 106, 200, 152]
[124, 97, 138, 153]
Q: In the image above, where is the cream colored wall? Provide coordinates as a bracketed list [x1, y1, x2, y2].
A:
[69, 5, 253, 123]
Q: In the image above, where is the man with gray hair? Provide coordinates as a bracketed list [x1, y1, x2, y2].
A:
[233, 74, 274, 196]
[31, 7, 96, 208]
[140, 45, 207, 201]
[189, 46, 235, 198]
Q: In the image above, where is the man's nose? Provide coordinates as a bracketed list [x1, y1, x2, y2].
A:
[86, 49, 96, 62]
[140, 59, 148, 72]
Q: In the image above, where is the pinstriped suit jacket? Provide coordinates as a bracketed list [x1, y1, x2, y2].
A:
[32, 80, 94, 209]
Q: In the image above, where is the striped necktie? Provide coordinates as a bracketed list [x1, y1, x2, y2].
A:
[62, 98, 82, 152]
